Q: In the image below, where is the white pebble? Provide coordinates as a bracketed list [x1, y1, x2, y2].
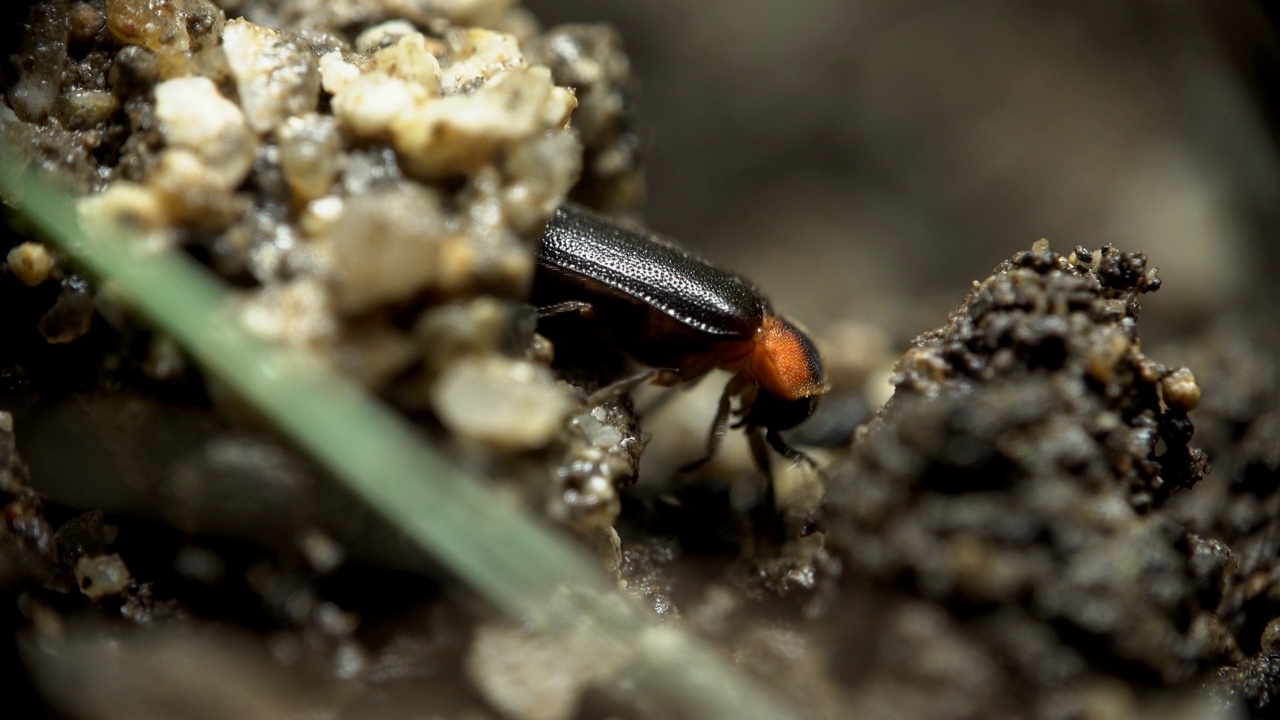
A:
[222, 19, 319, 134]
[153, 76, 257, 189]
[432, 357, 574, 451]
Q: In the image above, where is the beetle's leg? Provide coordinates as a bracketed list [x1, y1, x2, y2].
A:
[747, 426, 775, 480]
[764, 427, 824, 477]
[760, 428, 827, 542]
[747, 427, 781, 537]
[680, 374, 751, 473]
[585, 368, 682, 405]
[537, 301, 594, 319]
[728, 390, 755, 430]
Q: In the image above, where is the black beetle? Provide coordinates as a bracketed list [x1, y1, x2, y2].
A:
[533, 204, 829, 475]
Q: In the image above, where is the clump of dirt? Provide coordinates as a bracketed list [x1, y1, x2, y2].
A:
[809, 243, 1229, 717]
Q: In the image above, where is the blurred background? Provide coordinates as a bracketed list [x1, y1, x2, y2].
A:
[526, 0, 1280, 340]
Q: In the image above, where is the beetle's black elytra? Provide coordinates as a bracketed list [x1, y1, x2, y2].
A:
[538, 205, 768, 338]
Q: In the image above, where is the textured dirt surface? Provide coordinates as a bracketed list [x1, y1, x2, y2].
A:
[4, 1, 1280, 719]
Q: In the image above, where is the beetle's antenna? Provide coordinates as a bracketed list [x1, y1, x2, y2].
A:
[537, 300, 594, 319]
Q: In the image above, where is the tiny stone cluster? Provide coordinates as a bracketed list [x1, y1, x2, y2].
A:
[2, 0, 646, 525]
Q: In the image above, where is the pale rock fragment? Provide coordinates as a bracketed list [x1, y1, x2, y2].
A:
[222, 19, 320, 134]
[331, 73, 433, 139]
[390, 67, 575, 178]
[414, 297, 514, 374]
[7, 242, 55, 287]
[77, 181, 173, 250]
[58, 90, 120, 129]
[68, 2, 107, 44]
[327, 33, 440, 141]
[467, 596, 630, 720]
[547, 407, 631, 532]
[428, 0, 516, 27]
[354, 20, 420, 54]
[146, 157, 248, 229]
[75, 554, 132, 599]
[298, 196, 344, 239]
[153, 76, 258, 190]
[500, 131, 582, 232]
[103, 0, 225, 55]
[279, 114, 342, 202]
[1161, 368, 1201, 411]
[326, 186, 447, 314]
[326, 27, 576, 179]
[38, 282, 96, 344]
[238, 279, 337, 347]
[431, 357, 575, 451]
[438, 27, 526, 93]
[258, 0, 514, 34]
[367, 33, 442, 91]
[332, 320, 418, 388]
[318, 51, 362, 96]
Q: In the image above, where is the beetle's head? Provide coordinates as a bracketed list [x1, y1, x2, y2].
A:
[744, 389, 820, 432]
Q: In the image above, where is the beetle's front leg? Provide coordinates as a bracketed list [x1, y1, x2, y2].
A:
[680, 373, 751, 473]
[764, 427, 823, 476]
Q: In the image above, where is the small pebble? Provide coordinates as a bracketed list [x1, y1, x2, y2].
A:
[38, 279, 95, 344]
[1161, 367, 1201, 411]
[222, 19, 319, 135]
[104, 0, 224, 56]
[431, 357, 574, 451]
[279, 114, 342, 202]
[68, 2, 106, 45]
[326, 187, 446, 314]
[75, 554, 132, 600]
[153, 76, 257, 189]
[7, 242, 55, 286]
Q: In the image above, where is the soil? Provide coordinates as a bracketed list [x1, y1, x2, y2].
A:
[3, 1, 1280, 719]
